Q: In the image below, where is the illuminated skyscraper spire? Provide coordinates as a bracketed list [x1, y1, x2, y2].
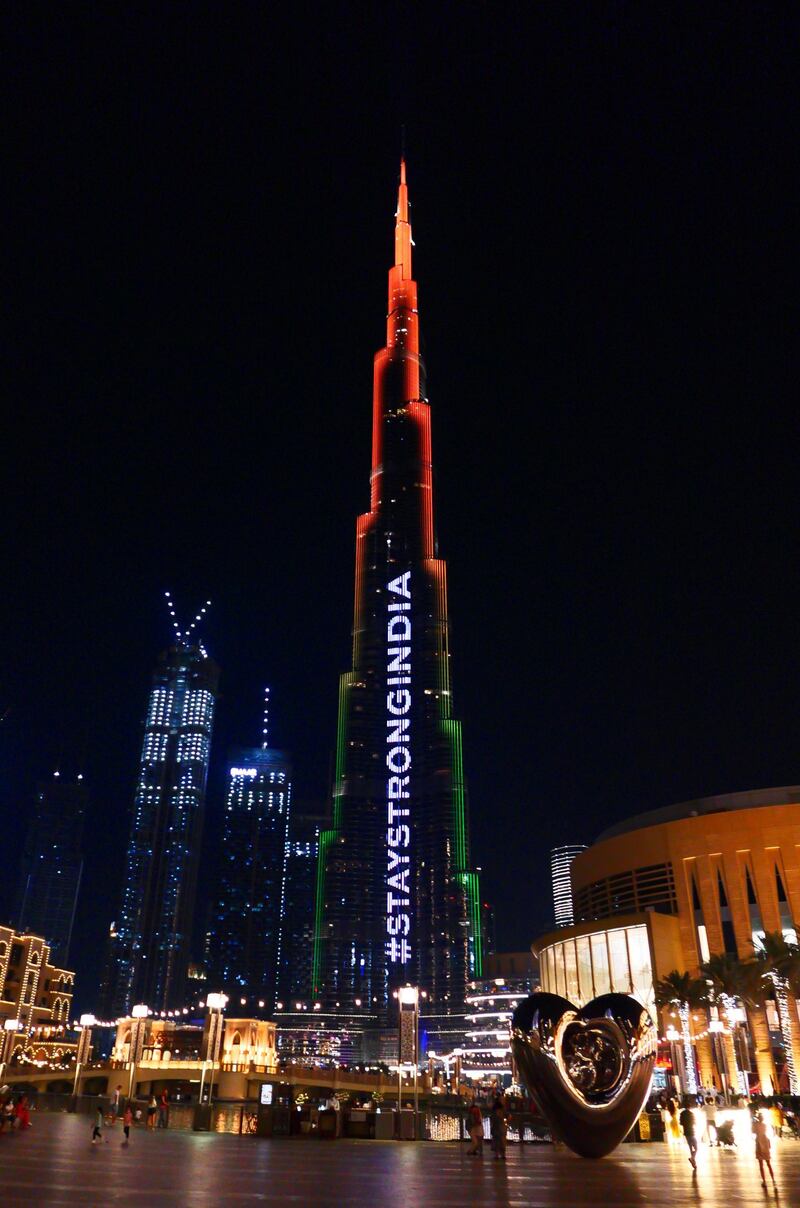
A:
[313, 159, 482, 1037]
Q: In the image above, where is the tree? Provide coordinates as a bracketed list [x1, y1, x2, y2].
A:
[736, 958, 779, 1096]
[701, 953, 746, 1096]
[755, 931, 800, 1093]
[655, 970, 708, 1095]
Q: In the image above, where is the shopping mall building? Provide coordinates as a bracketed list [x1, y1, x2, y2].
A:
[532, 787, 800, 1094]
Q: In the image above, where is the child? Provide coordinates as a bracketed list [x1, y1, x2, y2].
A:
[122, 1103, 133, 1144]
[92, 1104, 103, 1144]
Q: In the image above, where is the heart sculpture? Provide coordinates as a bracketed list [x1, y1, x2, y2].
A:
[511, 991, 657, 1158]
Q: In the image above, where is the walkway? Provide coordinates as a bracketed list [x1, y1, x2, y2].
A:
[1, 1114, 799, 1205]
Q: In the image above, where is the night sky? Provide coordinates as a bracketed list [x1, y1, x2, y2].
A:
[5, 6, 797, 1010]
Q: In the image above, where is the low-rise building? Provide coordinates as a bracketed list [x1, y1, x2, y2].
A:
[0, 924, 76, 1068]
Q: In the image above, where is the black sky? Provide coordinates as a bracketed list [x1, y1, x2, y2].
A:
[4, 5, 798, 1009]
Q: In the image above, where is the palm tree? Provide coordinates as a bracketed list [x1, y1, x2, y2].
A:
[736, 958, 779, 1096]
[655, 970, 708, 1095]
[756, 931, 800, 1093]
[701, 953, 746, 1096]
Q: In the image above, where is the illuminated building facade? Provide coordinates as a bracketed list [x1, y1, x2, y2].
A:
[277, 808, 326, 1008]
[0, 925, 76, 1067]
[208, 746, 292, 1011]
[462, 977, 534, 1084]
[15, 774, 87, 965]
[107, 640, 219, 1015]
[550, 844, 587, 928]
[313, 161, 481, 1027]
[534, 787, 800, 1096]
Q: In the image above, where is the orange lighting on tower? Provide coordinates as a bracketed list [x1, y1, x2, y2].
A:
[313, 157, 483, 1025]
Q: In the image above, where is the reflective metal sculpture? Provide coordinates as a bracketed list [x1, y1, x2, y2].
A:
[511, 991, 657, 1158]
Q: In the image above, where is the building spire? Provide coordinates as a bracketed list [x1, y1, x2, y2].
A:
[394, 157, 412, 277]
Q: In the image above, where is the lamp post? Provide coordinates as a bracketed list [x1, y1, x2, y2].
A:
[708, 1019, 729, 1101]
[0, 1019, 21, 1084]
[398, 986, 420, 1138]
[199, 992, 228, 1107]
[128, 1005, 149, 1101]
[665, 1025, 682, 1096]
[72, 1013, 96, 1099]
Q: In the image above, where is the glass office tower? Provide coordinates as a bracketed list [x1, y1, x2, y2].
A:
[109, 641, 219, 1014]
[16, 774, 86, 966]
[208, 747, 292, 1011]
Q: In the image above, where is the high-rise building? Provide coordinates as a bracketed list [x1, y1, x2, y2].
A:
[15, 773, 86, 966]
[313, 161, 482, 1028]
[277, 806, 327, 1008]
[107, 636, 219, 1015]
[208, 744, 292, 1011]
[551, 844, 587, 928]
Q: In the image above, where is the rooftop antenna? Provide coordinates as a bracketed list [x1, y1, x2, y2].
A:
[261, 686, 270, 749]
[164, 590, 183, 644]
[164, 592, 212, 651]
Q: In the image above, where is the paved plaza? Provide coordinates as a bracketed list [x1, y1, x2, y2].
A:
[1, 1114, 799, 1205]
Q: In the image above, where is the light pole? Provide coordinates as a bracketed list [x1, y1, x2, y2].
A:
[72, 1013, 96, 1099]
[199, 992, 228, 1106]
[665, 1025, 682, 1097]
[128, 1005, 149, 1101]
[398, 986, 420, 1138]
[708, 1019, 729, 1101]
[0, 1019, 21, 1084]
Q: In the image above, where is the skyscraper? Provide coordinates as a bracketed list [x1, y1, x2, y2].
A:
[277, 806, 327, 1008]
[208, 744, 292, 1011]
[107, 632, 219, 1015]
[551, 844, 587, 928]
[15, 773, 86, 966]
[313, 161, 482, 1027]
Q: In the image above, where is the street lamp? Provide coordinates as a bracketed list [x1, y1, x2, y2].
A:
[0, 1019, 21, 1084]
[199, 993, 228, 1106]
[397, 986, 420, 1136]
[128, 1005, 149, 1100]
[72, 1013, 96, 1098]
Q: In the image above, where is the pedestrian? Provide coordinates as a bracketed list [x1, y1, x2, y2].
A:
[491, 1095, 508, 1161]
[122, 1102, 133, 1145]
[147, 1093, 157, 1130]
[0, 1087, 15, 1134]
[769, 1100, 784, 1139]
[679, 1099, 698, 1171]
[158, 1087, 169, 1129]
[92, 1104, 103, 1144]
[14, 1094, 31, 1130]
[665, 1097, 681, 1143]
[109, 1084, 123, 1124]
[754, 1112, 777, 1189]
[703, 1096, 717, 1145]
[467, 1100, 484, 1155]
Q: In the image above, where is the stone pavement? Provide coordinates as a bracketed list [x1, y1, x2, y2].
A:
[1, 1113, 799, 1205]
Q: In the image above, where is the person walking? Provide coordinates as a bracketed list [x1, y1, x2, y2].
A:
[703, 1096, 717, 1145]
[665, 1097, 681, 1144]
[754, 1112, 777, 1189]
[146, 1093, 157, 1130]
[122, 1102, 133, 1145]
[491, 1095, 508, 1161]
[91, 1104, 104, 1144]
[109, 1084, 123, 1125]
[14, 1094, 31, 1130]
[679, 1100, 698, 1171]
[467, 1101, 484, 1155]
[158, 1087, 169, 1129]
